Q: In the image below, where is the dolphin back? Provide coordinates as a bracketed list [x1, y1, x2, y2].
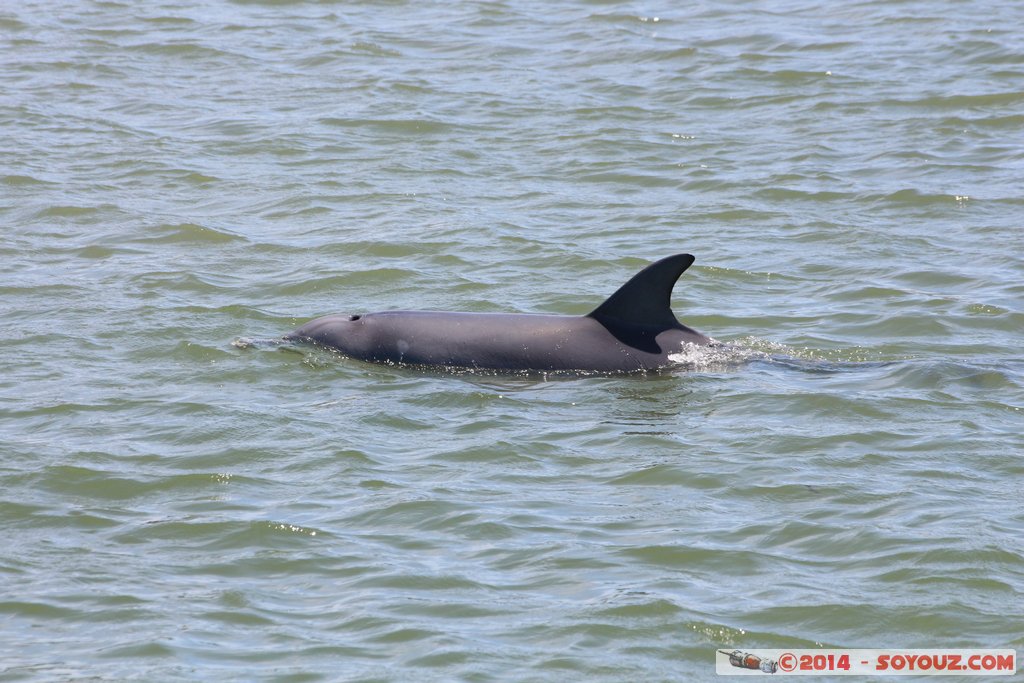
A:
[286, 253, 710, 372]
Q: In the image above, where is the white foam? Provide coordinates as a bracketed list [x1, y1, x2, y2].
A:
[668, 337, 906, 372]
[667, 339, 769, 371]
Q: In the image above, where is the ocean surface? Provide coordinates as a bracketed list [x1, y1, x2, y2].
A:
[2, 0, 1022, 680]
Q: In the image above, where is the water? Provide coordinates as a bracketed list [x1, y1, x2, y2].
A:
[2, 0, 1023, 680]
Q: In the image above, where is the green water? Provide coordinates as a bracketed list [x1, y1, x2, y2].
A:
[2, 0, 1022, 680]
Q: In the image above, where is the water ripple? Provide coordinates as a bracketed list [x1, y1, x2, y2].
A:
[3, 0, 1023, 679]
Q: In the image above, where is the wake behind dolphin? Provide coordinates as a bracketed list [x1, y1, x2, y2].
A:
[285, 254, 715, 373]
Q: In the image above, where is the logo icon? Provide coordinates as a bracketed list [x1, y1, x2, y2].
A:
[719, 649, 778, 674]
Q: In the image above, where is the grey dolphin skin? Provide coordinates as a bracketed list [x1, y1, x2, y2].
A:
[287, 253, 713, 372]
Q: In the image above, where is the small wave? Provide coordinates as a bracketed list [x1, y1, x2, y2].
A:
[669, 338, 903, 372]
[137, 223, 245, 245]
[2, 174, 54, 187]
[668, 340, 766, 370]
[232, 337, 287, 350]
[730, 337, 909, 365]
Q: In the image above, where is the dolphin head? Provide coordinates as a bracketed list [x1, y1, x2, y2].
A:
[286, 313, 374, 356]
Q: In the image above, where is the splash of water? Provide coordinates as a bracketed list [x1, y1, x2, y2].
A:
[668, 337, 904, 372]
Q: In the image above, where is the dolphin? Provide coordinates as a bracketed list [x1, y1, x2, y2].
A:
[286, 253, 713, 372]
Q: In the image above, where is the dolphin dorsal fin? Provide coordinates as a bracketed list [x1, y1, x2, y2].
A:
[587, 253, 695, 328]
